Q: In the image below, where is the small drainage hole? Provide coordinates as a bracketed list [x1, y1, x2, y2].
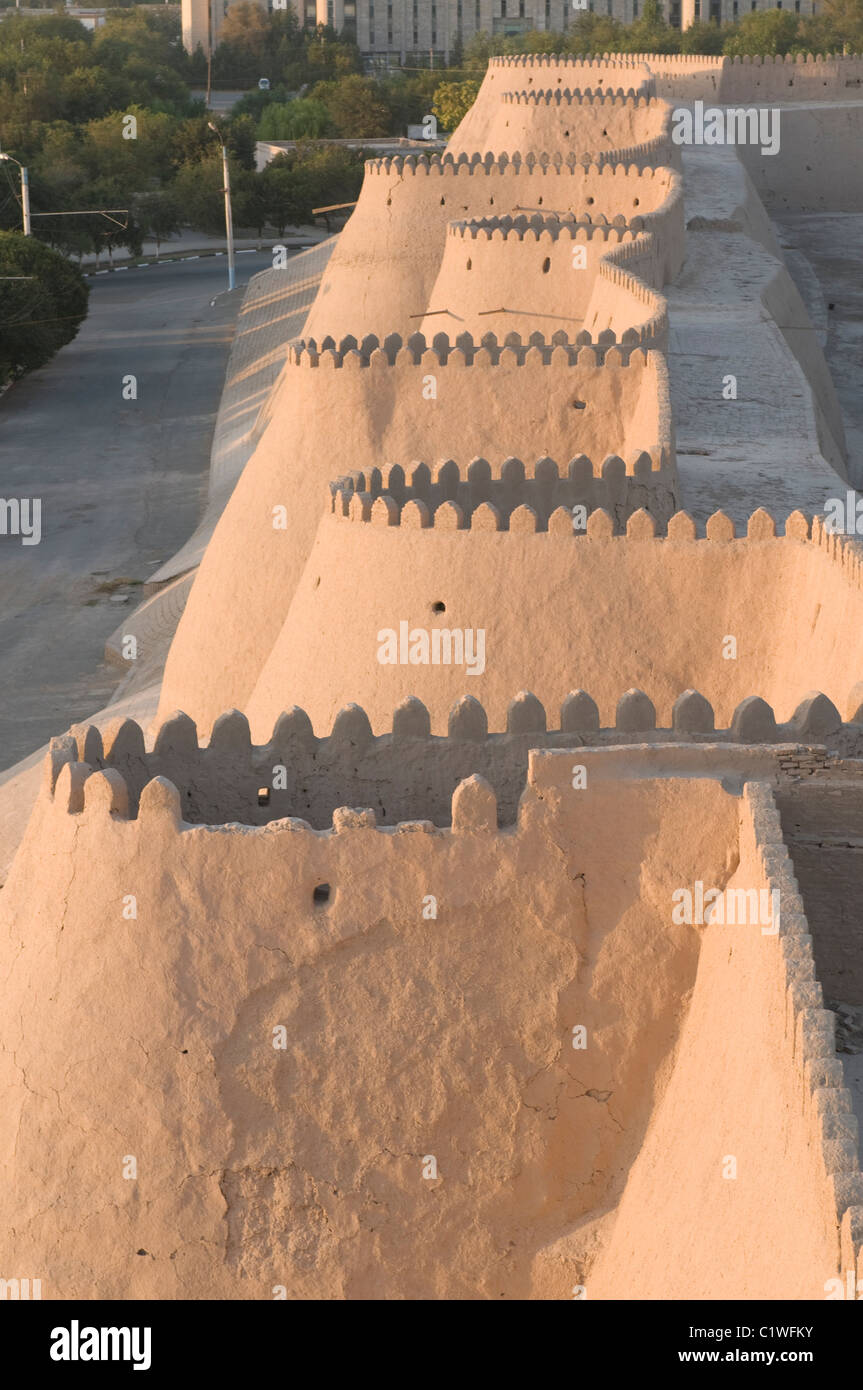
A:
[432, 600, 446, 613]
[313, 883, 331, 906]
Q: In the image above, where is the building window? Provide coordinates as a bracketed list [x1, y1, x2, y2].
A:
[519, 0, 525, 14]
[633, 0, 638, 13]
[732, 0, 738, 12]
[607, 0, 612, 12]
[794, 0, 800, 8]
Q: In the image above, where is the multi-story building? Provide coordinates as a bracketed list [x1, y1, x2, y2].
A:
[181, 0, 822, 64]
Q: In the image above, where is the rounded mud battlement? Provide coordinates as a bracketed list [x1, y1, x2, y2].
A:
[307, 148, 680, 344]
[289, 325, 667, 365]
[43, 681, 863, 834]
[488, 54, 647, 69]
[447, 213, 644, 241]
[363, 149, 669, 178]
[422, 220, 669, 346]
[501, 88, 656, 108]
[326, 454, 675, 533]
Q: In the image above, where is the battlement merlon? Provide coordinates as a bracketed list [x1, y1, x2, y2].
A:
[500, 88, 657, 108]
[362, 151, 676, 178]
[287, 328, 669, 367]
[737, 781, 863, 1267]
[40, 681, 863, 831]
[321, 493, 863, 557]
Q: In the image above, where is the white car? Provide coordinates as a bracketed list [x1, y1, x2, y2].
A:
[258, 77, 271, 91]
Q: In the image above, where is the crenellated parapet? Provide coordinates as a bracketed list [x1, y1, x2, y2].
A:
[489, 54, 648, 69]
[740, 783, 863, 1271]
[288, 326, 667, 366]
[42, 684, 863, 836]
[447, 212, 643, 243]
[363, 150, 676, 182]
[501, 88, 656, 108]
[325, 452, 673, 530]
[323, 470, 841, 540]
[623, 50, 863, 103]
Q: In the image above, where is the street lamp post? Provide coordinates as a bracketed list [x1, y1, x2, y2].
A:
[0, 151, 31, 235]
[208, 123, 235, 292]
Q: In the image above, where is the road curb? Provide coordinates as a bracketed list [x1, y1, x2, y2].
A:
[82, 243, 318, 278]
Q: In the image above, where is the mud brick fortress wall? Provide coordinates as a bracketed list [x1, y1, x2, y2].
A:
[2, 50, 863, 1300]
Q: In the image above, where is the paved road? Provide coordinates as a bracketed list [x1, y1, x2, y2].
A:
[0, 251, 274, 771]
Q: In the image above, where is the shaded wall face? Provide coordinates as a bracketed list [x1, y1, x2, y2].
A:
[156, 350, 667, 733]
[303, 162, 675, 344]
[736, 106, 863, 215]
[479, 99, 668, 165]
[244, 530, 863, 741]
[419, 229, 645, 344]
[587, 789, 841, 1300]
[0, 768, 735, 1298]
[448, 59, 652, 157]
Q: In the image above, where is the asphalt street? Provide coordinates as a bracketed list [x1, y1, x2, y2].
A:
[0, 251, 274, 770]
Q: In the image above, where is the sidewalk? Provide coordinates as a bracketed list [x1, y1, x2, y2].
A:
[79, 225, 330, 270]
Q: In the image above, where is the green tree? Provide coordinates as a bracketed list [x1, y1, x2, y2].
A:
[0, 229, 88, 383]
[822, 0, 863, 49]
[217, 0, 274, 69]
[723, 10, 801, 54]
[261, 154, 312, 234]
[258, 97, 335, 140]
[680, 20, 727, 54]
[625, 0, 679, 54]
[432, 80, 480, 133]
[134, 188, 181, 257]
[226, 112, 258, 170]
[564, 14, 628, 54]
[83, 107, 175, 191]
[311, 74, 390, 137]
[173, 152, 243, 237]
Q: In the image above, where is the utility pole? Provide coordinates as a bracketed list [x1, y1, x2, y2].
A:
[206, 0, 213, 108]
[20, 164, 31, 236]
[208, 124, 235, 291]
[0, 151, 31, 235]
[221, 144, 235, 291]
